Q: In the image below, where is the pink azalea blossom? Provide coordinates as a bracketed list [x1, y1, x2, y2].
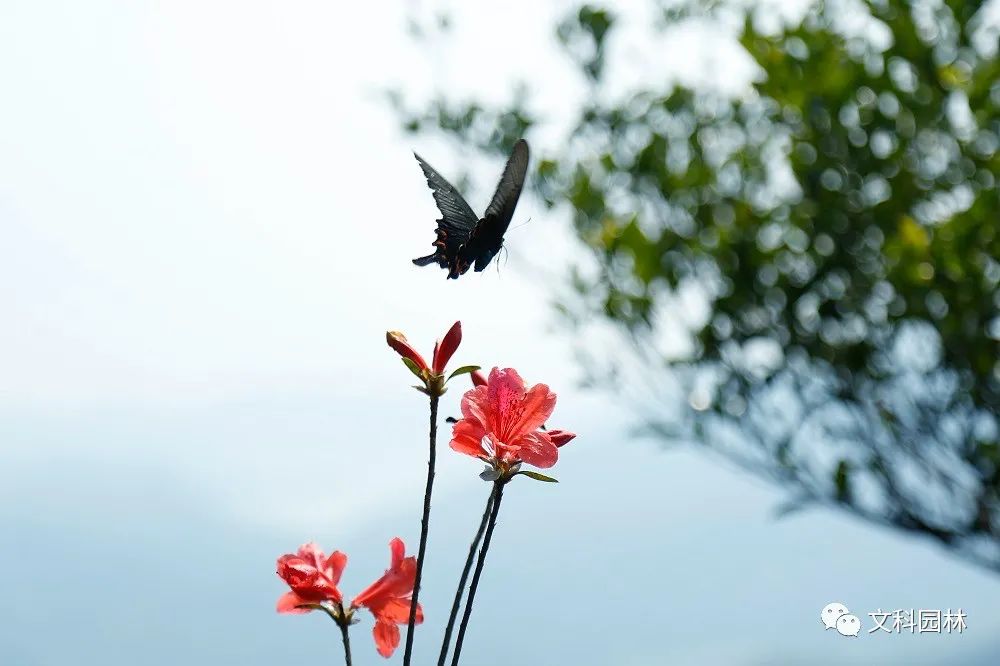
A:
[351, 538, 423, 658]
[275, 542, 347, 613]
[450, 367, 574, 469]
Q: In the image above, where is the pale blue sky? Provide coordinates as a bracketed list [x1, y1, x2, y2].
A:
[1, 1, 999, 664]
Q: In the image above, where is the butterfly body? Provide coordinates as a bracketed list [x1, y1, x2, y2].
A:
[412, 139, 529, 279]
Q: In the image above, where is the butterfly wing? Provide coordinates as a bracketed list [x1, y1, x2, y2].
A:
[469, 139, 529, 271]
[412, 152, 481, 277]
[483, 139, 529, 226]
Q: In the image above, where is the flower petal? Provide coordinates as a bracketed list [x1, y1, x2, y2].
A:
[374, 556, 418, 600]
[276, 553, 307, 576]
[506, 382, 556, 441]
[325, 550, 348, 584]
[513, 430, 558, 468]
[373, 597, 423, 624]
[389, 538, 405, 570]
[296, 542, 325, 569]
[351, 580, 380, 609]
[470, 369, 488, 387]
[276, 591, 312, 614]
[548, 429, 577, 448]
[386, 331, 429, 371]
[351, 542, 416, 610]
[483, 368, 525, 436]
[432, 321, 462, 373]
[373, 618, 401, 658]
[459, 385, 490, 427]
[450, 419, 487, 458]
[486, 367, 525, 402]
[277, 553, 319, 589]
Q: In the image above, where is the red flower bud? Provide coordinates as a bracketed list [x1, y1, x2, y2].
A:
[432, 321, 462, 374]
[469, 369, 488, 387]
[386, 331, 430, 373]
[547, 429, 577, 448]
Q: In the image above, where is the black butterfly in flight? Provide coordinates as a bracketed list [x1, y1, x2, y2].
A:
[412, 139, 529, 279]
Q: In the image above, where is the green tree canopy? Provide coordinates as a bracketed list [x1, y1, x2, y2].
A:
[394, 0, 1000, 572]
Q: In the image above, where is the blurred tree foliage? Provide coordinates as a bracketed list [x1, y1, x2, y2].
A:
[393, 0, 1000, 572]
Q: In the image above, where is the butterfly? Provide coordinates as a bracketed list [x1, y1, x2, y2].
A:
[412, 139, 529, 279]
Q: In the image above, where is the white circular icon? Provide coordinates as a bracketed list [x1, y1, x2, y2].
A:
[822, 602, 849, 630]
[836, 614, 861, 637]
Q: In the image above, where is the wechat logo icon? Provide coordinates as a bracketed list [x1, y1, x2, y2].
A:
[822, 602, 861, 637]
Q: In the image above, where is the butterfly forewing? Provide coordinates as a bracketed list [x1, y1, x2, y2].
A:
[413, 153, 479, 248]
[482, 139, 529, 236]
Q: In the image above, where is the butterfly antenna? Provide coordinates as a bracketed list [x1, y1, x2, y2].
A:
[508, 216, 532, 233]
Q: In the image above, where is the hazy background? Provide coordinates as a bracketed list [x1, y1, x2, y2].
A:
[2, 1, 999, 664]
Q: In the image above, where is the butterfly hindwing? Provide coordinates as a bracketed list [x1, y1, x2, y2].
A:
[412, 153, 479, 275]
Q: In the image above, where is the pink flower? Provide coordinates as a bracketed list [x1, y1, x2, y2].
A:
[275, 543, 347, 613]
[351, 538, 423, 658]
[450, 367, 572, 469]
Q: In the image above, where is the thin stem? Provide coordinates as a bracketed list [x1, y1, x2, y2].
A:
[450, 480, 506, 666]
[319, 603, 353, 666]
[437, 485, 497, 666]
[403, 392, 439, 666]
[338, 615, 353, 666]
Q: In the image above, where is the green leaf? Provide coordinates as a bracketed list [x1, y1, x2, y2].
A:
[447, 365, 481, 381]
[401, 357, 426, 379]
[518, 471, 559, 483]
